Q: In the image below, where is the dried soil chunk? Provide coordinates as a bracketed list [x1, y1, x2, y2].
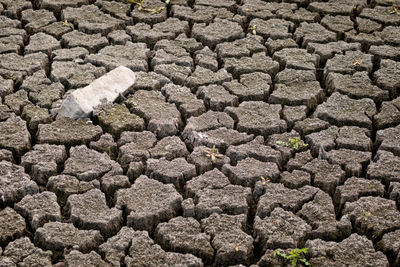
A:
[270, 81, 324, 111]
[185, 127, 254, 153]
[286, 151, 314, 172]
[130, 0, 167, 26]
[192, 20, 244, 48]
[185, 169, 230, 197]
[254, 208, 311, 252]
[124, 230, 202, 267]
[226, 136, 282, 166]
[2, 237, 52, 267]
[40, 21, 73, 39]
[107, 30, 131, 45]
[0, 0, 31, 18]
[0, 207, 26, 245]
[367, 151, 400, 184]
[34, 222, 103, 253]
[115, 175, 182, 231]
[266, 131, 307, 162]
[360, 6, 400, 26]
[294, 22, 337, 47]
[309, 0, 355, 16]
[273, 48, 319, 71]
[321, 15, 354, 35]
[215, 35, 266, 59]
[4, 90, 31, 115]
[256, 183, 317, 219]
[66, 189, 122, 236]
[336, 126, 372, 151]
[161, 84, 205, 119]
[326, 149, 371, 177]
[0, 53, 48, 83]
[0, 149, 13, 162]
[39, 0, 89, 13]
[154, 63, 192, 85]
[61, 5, 123, 35]
[25, 32, 60, 56]
[0, 116, 31, 156]
[14, 191, 60, 231]
[187, 145, 230, 174]
[324, 51, 373, 78]
[117, 131, 157, 168]
[356, 17, 382, 34]
[238, 1, 296, 20]
[52, 47, 89, 62]
[307, 41, 360, 65]
[21, 104, 52, 131]
[201, 213, 253, 266]
[305, 126, 338, 155]
[374, 59, 400, 97]
[146, 158, 196, 189]
[133, 71, 170, 91]
[0, 76, 13, 99]
[278, 7, 320, 24]
[306, 234, 389, 266]
[155, 217, 214, 263]
[376, 125, 400, 156]
[377, 230, 400, 266]
[334, 177, 385, 210]
[343, 196, 400, 239]
[37, 118, 102, 146]
[149, 136, 189, 160]
[65, 250, 110, 267]
[315, 92, 376, 130]
[197, 84, 238, 111]
[126, 23, 174, 48]
[326, 71, 389, 102]
[96, 0, 131, 22]
[183, 111, 234, 136]
[249, 18, 294, 40]
[222, 158, 280, 187]
[98, 226, 135, 266]
[298, 190, 351, 240]
[280, 170, 311, 189]
[282, 105, 308, 127]
[94, 104, 144, 139]
[51, 61, 105, 89]
[266, 38, 298, 54]
[0, 161, 38, 206]
[126, 90, 182, 138]
[21, 144, 66, 185]
[47, 175, 99, 205]
[375, 26, 400, 46]
[61, 30, 108, 53]
[275, 69, 316, 85]
[89, 133, 117, 159]
[101, 175, 130, 197]
[301, 159, 345, 195]
[374, 97, 400, 129]
[225, 101, 286, 137]
[86, 42, 149, 72]
[63, 145, 121, 181]
[369, 45, 400, 62]
[224, 53, 279, 78]
[186, 66, 232, 89]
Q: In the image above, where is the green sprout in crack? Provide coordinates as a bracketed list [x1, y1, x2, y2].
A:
[360, 211, 372, 221]
[203, 145, 223, 164]
[274, 248, 311, 267]
[127, 0, 165, 14]
[249, 24, 257, 35]
[276, 137, 308, 150]
[260, 176, 270, 185]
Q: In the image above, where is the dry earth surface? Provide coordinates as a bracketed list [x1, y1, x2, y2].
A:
[1, 0, 400, 266]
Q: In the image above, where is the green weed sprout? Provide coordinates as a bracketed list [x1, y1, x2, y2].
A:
[274, 248, 311, 266]
[203, 145, 223, 164]
[127, 0, 165, 14]
[276, 137, 308, 150]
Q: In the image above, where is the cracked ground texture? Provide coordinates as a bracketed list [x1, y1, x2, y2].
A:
[0, 0, 400, 266]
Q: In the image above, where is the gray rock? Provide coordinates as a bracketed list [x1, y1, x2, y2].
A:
[57, 66, 136, 119]
[0, 161, 38, 206]
[14, 191, 61, 231]
[115, 175, 182, 231]
[343, 196, 400, 240]
[40, 21, 74, 39]
[254, 208, 311, 252]
[66, 189, 122, 237]
[63, 145, 122, 181]
[155, 217, 214, 263]
[34, 221, 103, 253]
[306, 233, 389, 266]
[21, 144, 67, 185]
[37, 118, 103, 146]
[0, 207, 26, 245]
[126, 90, 182, 138]
[225, 101, 286, 137]
[154, 63, 192, 85]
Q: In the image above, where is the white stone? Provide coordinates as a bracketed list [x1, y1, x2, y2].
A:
[57, 66, 136, 119]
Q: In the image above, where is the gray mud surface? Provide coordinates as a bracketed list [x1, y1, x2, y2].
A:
[1, 0, 400, 266]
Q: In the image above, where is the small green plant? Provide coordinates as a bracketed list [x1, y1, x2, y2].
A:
[390, 5, 399, 15]
[127, 0, 165, 14]
[260, 176, 270, 185]
[203, 145, 223, 164]
[360, 211, 372, 221]
[249, 24, 257, 35]
[276, 137, 308, 150]
[274, 248, 311, 267]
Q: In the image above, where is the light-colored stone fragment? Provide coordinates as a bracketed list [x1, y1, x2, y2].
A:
[57, 66, 136, 119]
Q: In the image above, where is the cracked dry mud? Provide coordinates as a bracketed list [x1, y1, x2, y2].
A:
[0, 0, 400, 266]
